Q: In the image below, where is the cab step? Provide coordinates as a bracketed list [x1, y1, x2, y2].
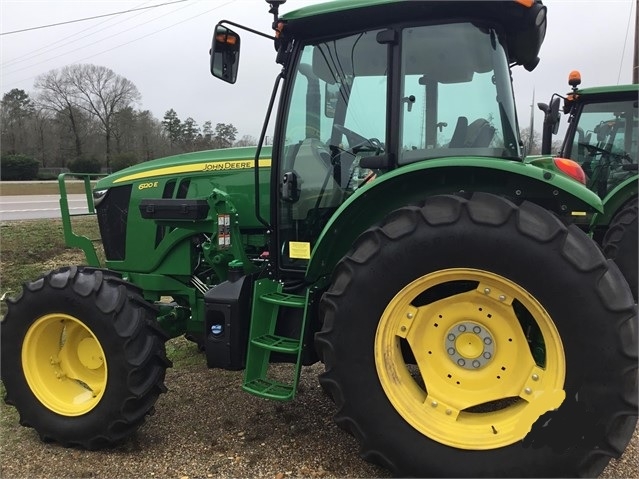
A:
[242, 279, 310, 401]
[243, 378, 295, 401]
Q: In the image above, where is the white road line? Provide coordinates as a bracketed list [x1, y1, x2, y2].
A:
[0, 200, 86, 205]
[1, 207, 88, 213]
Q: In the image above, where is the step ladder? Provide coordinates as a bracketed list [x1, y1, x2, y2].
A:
[242, 278, 309, 401]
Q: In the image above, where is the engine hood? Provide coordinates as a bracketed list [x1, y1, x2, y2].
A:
[95, 146, 273, 189]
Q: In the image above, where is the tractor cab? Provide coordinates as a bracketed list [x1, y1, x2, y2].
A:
[273, 20, 524, 269]
[212, 0, 547, 272]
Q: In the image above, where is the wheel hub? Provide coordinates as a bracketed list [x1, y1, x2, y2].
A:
[77, 337, 104, 370]
[445, 321, 495, 370]
[22, 313, 107, 416]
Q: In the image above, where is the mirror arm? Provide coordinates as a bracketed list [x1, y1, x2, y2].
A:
[218, 19, 276, 41]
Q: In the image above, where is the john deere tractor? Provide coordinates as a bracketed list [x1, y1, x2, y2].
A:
[537, 72, 638, 300]
[2, 1, 637, 477]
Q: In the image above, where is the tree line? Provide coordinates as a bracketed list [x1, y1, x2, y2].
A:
[1, 63, 256, 179]
[2, 62, 560, 180]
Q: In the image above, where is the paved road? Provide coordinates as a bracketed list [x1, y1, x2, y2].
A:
[0, 194, 89, 221]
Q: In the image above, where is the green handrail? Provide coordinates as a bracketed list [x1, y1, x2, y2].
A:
[58, 172, 107, 267]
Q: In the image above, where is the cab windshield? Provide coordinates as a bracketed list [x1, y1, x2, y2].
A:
[277, 22, 520, 268]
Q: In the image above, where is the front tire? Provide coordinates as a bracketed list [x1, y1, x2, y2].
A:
[316, 193, 637, 477]
[1, 266, 171, 449]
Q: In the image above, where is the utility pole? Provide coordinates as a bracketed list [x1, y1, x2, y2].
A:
[634, 0, 638, 83]
[527, 88, 535, 155]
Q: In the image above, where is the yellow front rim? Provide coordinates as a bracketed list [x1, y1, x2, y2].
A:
[375, 268, 565, 450]
[22, 314, 107, 416]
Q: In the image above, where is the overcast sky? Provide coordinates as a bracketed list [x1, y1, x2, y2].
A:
[1, 0, 636, 141]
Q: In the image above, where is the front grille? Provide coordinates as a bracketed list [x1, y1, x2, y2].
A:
[96, 185, 132, 260]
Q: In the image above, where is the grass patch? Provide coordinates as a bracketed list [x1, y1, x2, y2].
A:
[165, 336, 205, 368]
[0, 217, 103, 316]
[0, 218, 100, 291]
[0, 380, 20, 435]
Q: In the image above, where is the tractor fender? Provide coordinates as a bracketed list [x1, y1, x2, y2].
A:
[306, 158, 603, 283]
[593, 175, 639, 227]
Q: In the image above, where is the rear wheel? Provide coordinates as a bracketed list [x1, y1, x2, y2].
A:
[602, 199, 638, 301]
[1, 267, 170, 449]
[316, 193, 637, 477]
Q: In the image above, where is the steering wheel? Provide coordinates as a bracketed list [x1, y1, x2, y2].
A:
[334, 124, 383, 154]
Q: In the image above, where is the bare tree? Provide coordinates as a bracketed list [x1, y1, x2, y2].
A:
[35, 69, 85, 160]
[66, 64, 141, 170]
[234, 134, 257, 147]
[32, 107, 53, 166]
[136, 110, 168, 161]
[112, 106, 136, 155]
[520, 127, 541, 156]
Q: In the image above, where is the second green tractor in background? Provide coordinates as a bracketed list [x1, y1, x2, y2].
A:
[538, 72, 637, 299]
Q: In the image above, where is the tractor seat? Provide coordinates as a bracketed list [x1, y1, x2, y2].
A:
[465, 118, 495, 148]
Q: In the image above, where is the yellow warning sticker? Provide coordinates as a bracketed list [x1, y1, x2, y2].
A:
[289, 241, 311, 260]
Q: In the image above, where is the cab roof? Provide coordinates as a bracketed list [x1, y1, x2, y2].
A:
[573, 84, 639, 97]
[280, 0, 546, 70]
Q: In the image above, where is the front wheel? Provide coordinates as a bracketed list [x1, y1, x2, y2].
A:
[316, 193, 637, 477]
[1, 267, 171, 449]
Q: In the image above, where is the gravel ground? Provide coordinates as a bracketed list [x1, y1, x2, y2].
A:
[1, 338, 637, 479]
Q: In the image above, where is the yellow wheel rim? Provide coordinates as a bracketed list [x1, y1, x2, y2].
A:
[22, 314, 107, 416]
[375, 268, 565, 450]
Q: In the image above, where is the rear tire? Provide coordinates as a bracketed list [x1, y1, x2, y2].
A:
[602, 199, 638, 301]
[316, 193, 637, 477]
[1, 266, 171, 449]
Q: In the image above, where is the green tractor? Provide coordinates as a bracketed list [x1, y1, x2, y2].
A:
[537, 72, 638, 299]
[2, 1, 637, 477]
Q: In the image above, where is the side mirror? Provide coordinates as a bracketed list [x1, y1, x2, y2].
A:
[211, 25, 241, 84]
[549, 96, 560, 135]
[538, 96, 561, 155]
